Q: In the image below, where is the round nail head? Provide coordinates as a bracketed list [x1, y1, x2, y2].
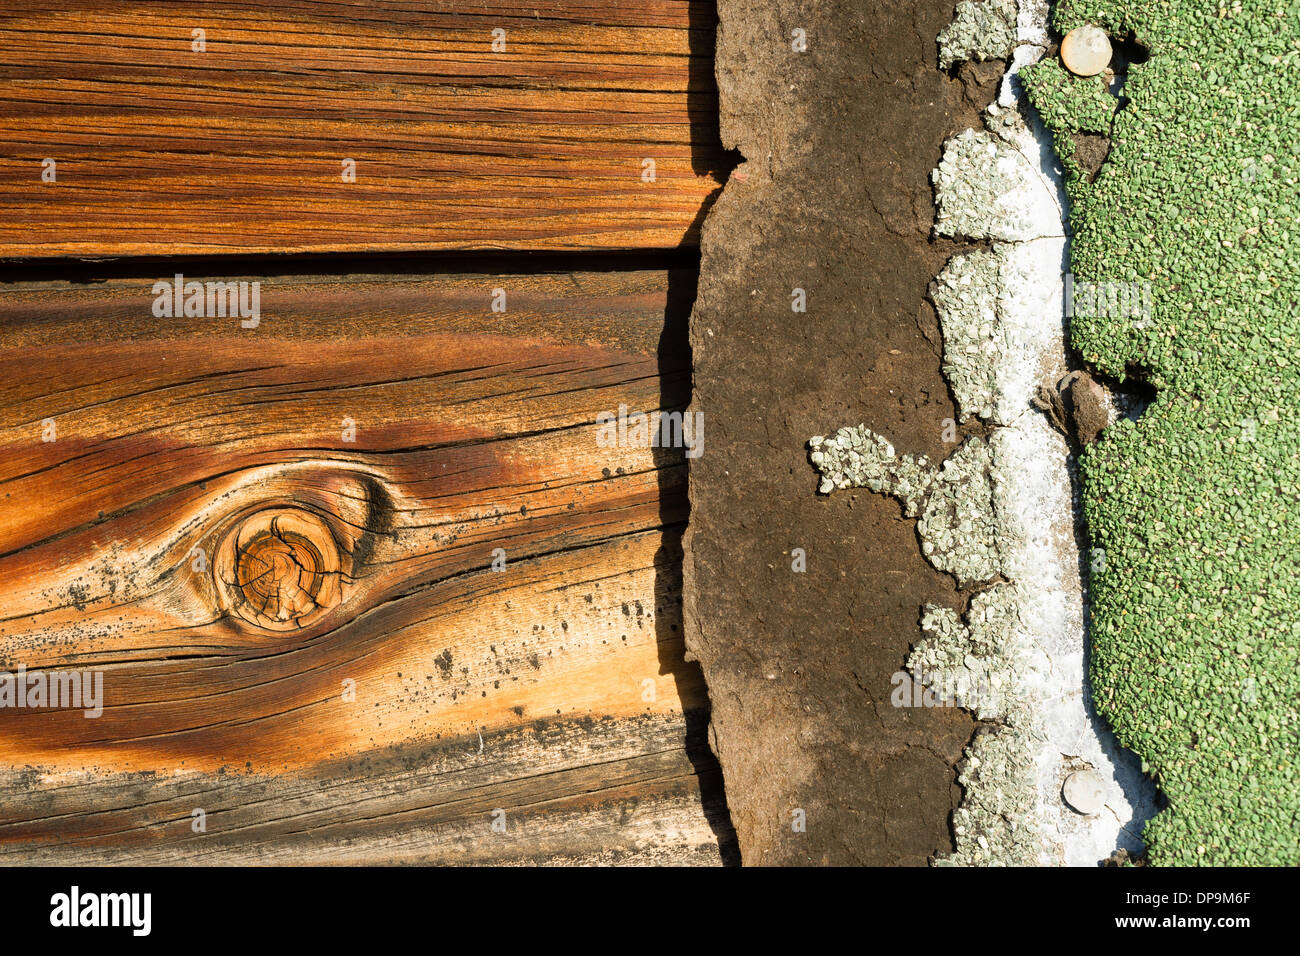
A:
[1062, 769, 1107, 815]
[1061, 26, 1112, 77]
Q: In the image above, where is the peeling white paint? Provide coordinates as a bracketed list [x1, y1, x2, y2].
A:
[931, 1, 1159, 866]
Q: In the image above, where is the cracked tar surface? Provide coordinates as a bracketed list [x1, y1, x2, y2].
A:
[683, 0, 1002, 864]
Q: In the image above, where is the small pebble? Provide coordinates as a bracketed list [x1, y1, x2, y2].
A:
[1062, 769, 1107, 815]
[1061, 25, 1112, 77]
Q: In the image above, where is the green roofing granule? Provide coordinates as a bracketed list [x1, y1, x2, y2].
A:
[1025, 1, 1299, 865]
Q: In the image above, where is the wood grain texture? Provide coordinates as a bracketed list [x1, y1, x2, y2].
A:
[0, 1, 725, 257]
[0, 268, 733, 863]
[0, 714, 731, 864]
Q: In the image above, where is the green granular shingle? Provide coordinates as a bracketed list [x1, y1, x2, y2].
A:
[1024, 0, 1299, 864]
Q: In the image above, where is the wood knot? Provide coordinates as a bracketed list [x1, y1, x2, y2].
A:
[216, 508, 345, 631]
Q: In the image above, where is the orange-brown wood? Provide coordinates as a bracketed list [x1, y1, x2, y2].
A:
[0, 1, 725, 257]
[0, 270, 730, 862]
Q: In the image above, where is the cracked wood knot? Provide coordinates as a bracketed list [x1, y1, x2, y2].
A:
[219, 508, 344, 631]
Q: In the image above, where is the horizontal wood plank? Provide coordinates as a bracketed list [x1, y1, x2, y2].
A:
[0, 269, 730, 862]
[0, 1, 725, 257]
[0, 714, 731, 864]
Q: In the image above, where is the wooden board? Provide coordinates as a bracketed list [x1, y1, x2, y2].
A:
[0, 715, 730, 865]
[0, 1, 725, 257]
[0, 268, 733, 863]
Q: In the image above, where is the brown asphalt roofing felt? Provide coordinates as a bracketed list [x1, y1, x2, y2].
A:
[684, 0, 1008, 864]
